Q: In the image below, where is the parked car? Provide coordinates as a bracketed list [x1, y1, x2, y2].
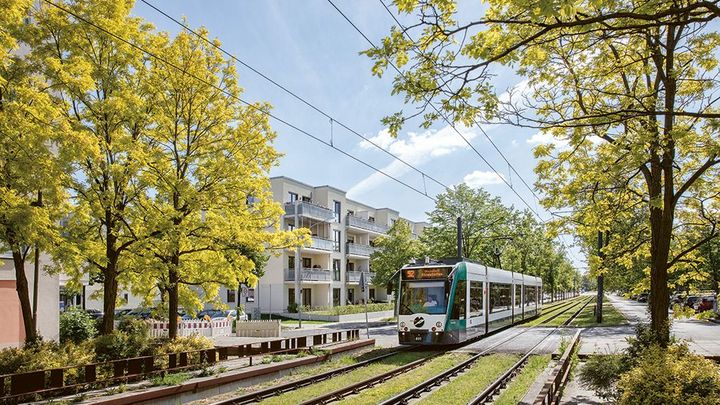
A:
[114, 308, 132, 318]
[227, 309, 248, 321]
[127, 308, 153, 319]
[694, 296, 716, 312]
[636, 293, 649, 302]
[85, 309, 104, 319]
[684, 295, 702, 309]
[670, 293, 686, 305]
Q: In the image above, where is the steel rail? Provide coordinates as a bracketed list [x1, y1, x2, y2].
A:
[379, 297, 590, 405]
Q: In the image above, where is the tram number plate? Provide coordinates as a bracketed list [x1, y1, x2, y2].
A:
[414, 335, 423, 342]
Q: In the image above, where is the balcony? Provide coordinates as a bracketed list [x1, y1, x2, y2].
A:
[346, 215, 389, 234]
[307, 237, 338, 252]
[284, 268, 333, 282]
[346, 243, 378, 257]
[284, 201, 336, 222]
[346, 271, 375, 284]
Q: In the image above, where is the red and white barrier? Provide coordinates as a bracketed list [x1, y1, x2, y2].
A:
[147, 318, 232, 338]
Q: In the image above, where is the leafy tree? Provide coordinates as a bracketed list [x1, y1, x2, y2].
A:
[34, 0, 155, 334]
[135, 28, 308, 338]
[0, 1, 77, 343]
[371, 219, 424, 287]
[422, 184, 512, 262]
[366, 0, 720, 345]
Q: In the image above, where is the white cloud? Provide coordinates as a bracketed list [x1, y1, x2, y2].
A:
[463, 170, 505, 187]
[348, 123, 489, 198]
[526, 131, 569, 149]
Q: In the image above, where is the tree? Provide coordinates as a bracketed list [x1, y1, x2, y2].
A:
[366, 0, 720, 345]
[422, 184, 513, 262]
[135, 28, 308, 338]
[371, 219, 424, 288]
[0, 0, 76, 343]
[35, 0, 155, 334]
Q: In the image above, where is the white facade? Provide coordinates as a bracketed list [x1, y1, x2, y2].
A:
[233, 176, 427, 315]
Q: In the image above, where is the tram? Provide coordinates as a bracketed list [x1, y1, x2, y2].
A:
[396, 259, 542, 345]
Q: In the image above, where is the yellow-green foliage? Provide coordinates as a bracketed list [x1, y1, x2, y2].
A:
[618, 344, 720, 405]
[672, 304, 696, 319]
[0, 341, 94, 380]
[155, 335, 214, 356]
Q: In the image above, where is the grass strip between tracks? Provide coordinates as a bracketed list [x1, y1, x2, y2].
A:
[570, 295, 627, 327]
[333, 353, 470, 404]
[492, 354, 552, 405]
[415, 354, 519, 404]
[257, 351, 432, 405]
[526, 297, 591, 327]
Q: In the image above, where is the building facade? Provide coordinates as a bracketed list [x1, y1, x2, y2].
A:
[234, 176, 426, 315]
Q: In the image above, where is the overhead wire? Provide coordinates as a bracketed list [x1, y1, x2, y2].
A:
[137, 0, 451, 195]
[42, 0, 437, 203]
[326, 0, 544, 221]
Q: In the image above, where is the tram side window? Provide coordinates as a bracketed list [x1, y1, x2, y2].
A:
[469, 281, 483, 317]
[525, 285, 536, 305]
[515, 285, 522, 308]
[490, 283, 512, 313]
[451, 280, 467, 320]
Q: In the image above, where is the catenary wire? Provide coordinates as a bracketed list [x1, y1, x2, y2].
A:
[138, 0, 451, 195]
[326, 0, 544, 221]
[41, 0, 437, 203]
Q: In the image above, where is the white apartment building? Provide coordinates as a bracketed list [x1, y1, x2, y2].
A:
[232, 176, 426, 315]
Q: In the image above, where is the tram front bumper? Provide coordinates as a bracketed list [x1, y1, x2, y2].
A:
[399, 329, 456, 344]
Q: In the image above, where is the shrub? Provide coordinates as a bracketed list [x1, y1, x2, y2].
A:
[672, 304, 695, 319]
[579, 353, 630, 402]
[287, 302, 298, 313]
[696, 310, 716, 320]
[94, 329, 152, 363]
[0, 340, 93, 376]
[306, 303, 394, 316]
[617, 343, 720, 405]
[155, 335, 213, 356]
[59, 307, 97, 344]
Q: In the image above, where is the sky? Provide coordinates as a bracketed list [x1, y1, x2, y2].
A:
[130, 0, 585, 269]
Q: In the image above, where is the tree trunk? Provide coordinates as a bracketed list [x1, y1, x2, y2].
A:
[101, 262, 118, 334]
[12, 250, 36, 344]
[168, 255, 180, 339]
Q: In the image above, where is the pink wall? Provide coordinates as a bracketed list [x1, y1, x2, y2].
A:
[0, 280, 24, 347]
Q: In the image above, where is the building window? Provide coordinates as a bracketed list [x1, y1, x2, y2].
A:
[302, 257, 312, 268]
[288, 288, 295, 306]
[334, 200, 341, 222]
[123, 293, 129, 303]
[370, 288, 375, 301]
[333, 259, 341, 281]
[347, 261, 355, 272]
[368, 216, 375, 223]
[347, 288, 355, 305]
[333, 288, 341, 306]
[288, 256, 295, 269]
[333, 230, 341, 252]
[227, 289, 236, 303]
[289, 192, 298, 203]
[302, 195, 311, 202]
[347, 210, 354, 216]
[246, 288, 255, 302]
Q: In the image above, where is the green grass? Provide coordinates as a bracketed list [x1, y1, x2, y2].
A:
[151, 372, 190, 386]
[258, 351, 432, 404]
[570, 296, 627, 327]
[334, 353, 470, 404]
[492, 355, 551, 405]
[417, 354, 519, 404]
[524, 297, 589, 327]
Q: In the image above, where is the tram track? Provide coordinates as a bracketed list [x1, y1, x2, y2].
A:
[210, 296, 590, 405]
[375, 296, 590, 405]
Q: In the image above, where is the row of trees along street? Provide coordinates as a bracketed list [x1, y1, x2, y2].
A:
[0, 0, 308, 343]
[364, 0, 720, 345]
[371, 184, 582, 299]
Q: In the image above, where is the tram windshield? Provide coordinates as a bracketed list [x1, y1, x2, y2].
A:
[399, 281, 447, 315]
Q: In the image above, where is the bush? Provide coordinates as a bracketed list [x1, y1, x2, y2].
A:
[287, 302, 298, 313]
[306, 303, 394, 316]
[618, 343, 720, 405]
[0, 340, 94, 375]
[59, 307, 97, 344]
[579, 353, 630, 402]
[94, 329, 152, 363]
[155, 335, 213, 356]
[672, 304, 695, 319]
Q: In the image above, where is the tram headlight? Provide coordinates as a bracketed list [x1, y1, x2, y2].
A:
[435, 321, 442, 328]
[403, 327, 408, 331]
[400, 321, 406, 328]
[431, 327, 436, 332]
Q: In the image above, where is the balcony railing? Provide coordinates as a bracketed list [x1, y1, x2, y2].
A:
[346, 215, 389, 234]
[284, 201, 336, 221]
[346, 243, 378, 257]
[307, 237, 339, 252]
[346, 271, 375, 283]
[284, 268, 333, 282]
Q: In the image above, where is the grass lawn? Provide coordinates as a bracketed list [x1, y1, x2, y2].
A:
[541, 297, 593, 326]
[570, 295, 627, 327]
[524, 297, 589, 327]
[417, 354, 519, 404]
[335, 353, 470, 404]
[492, 355, 551, 405]
[258, 351, 433, 405]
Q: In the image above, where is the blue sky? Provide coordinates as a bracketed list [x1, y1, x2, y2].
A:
[131, 0, 584, 268]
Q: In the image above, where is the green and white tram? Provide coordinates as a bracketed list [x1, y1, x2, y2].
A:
[397, 260, 542, 345]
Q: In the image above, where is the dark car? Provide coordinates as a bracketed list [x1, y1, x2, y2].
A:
[85, 309, 104, 319]
[636, 293, 649, 302]
[114, 308, 132, 318]
[127, 308, 153, 319]
[197, 309, 229, 320]
[684, 296, 701, 308]
[695, 296, 716, 312]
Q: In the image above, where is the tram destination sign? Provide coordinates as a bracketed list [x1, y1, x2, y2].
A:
[403, 267, 449, 280]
